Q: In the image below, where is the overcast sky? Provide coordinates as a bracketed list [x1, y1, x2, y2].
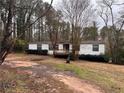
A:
[43, 0, 124, 13]
[43, 0, 124, 28]
[43, 0, 124, 6]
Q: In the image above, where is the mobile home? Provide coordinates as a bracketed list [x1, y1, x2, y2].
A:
[53, 41, 105, 56]
[26, 42, 49, 55]
[27, 41, 105, 56]
[79, 41, 105, 55]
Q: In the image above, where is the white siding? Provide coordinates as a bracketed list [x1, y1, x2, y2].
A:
[59, 44, 63, 50]
[48, 50, 53, 55]
[99, 44, 105, 55]
[69, 45, 72, 50]
[42, 44, 49, 50]
[51, 44, 63, 53]
[29, 44, 37, 50]
[79, 44, 105, 55]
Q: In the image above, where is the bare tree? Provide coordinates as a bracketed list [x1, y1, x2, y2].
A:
[61, 0, 93, 60]
[45, 7, 62, 55]
[98, 0, 124, 64]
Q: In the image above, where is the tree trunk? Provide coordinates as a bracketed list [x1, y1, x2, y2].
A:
[0, 0, 13, 65]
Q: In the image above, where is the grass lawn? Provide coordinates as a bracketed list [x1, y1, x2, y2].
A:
[32, 55, 124, 93]
[54, 63, 123, 93]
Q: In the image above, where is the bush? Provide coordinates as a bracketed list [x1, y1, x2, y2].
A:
[26, 50, 48, 55]
[13, 39, 28, 52]
[119, 50, 124, 64]
[79, 54, 109, 62]
[102, 54, 110, 62]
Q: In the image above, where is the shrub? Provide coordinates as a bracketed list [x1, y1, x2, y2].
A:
[119, 49, 124, 64]
[79, 54, 109, 62]
[102, 54, 110, 62]
[13, 39, 28, 52]
[26, 50, 48, 55]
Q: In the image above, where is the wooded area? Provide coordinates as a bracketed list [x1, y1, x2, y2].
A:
[0, 0, 124, 64]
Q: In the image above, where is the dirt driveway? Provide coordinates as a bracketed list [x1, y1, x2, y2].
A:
[3, 54, 105, 93]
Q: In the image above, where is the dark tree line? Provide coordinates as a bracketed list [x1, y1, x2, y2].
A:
[98, 0, 124, 64]
[0, 0, 54, 65]
[1, 0, 123, 65]
[0, 0, 102, 64]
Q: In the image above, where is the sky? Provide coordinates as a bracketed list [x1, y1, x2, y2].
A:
[43, 0, 124, 28]
[43, 0, 124, 6]
[43, 0, 124, 14]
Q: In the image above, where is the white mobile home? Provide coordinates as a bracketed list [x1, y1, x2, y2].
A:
[28, 43, 49, 51]
[54, 41, 105, 56]
[27, 42, 49, 55]
[27, 41, 105, 56]
[79, 41, 105, 55]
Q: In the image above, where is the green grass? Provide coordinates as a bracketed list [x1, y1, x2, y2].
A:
[54, 63, 123, 93]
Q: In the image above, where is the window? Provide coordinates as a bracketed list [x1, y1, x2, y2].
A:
[93, 44, 99, 51]
[49, 44, 58, 50]
[55, 45, 59, 50]
[37, 44, 42, 50]
[49, 44, 53, 50]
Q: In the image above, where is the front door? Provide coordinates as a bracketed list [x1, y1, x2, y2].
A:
[63, 44, 70, 51]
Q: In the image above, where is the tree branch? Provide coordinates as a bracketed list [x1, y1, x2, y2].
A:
[28, 0, 53, 28]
